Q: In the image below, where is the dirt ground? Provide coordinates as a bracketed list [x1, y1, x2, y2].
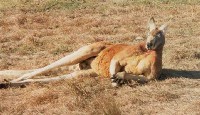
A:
[0, 0, 200, 115]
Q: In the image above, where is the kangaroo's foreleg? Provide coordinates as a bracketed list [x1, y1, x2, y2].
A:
[109, 59, 122, 77]
[109, 58, 149, 87]
[12, 42, 110, 82]
[109, 59, 124, 87]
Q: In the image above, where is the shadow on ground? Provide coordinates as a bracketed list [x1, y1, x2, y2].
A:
[160, 68, 200, 80]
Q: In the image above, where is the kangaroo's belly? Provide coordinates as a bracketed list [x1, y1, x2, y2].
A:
[91, 44, 128, 77]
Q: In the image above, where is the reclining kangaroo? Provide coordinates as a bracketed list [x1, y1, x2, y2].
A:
[0, 17, 168, 87]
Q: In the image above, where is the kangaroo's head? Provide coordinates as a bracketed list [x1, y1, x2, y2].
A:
[146, 17, 168, 51]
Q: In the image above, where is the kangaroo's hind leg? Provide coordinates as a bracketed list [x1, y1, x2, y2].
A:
[12, 42, 111, 82]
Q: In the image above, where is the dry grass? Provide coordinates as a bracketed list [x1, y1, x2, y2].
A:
[0, 0, 200, 114]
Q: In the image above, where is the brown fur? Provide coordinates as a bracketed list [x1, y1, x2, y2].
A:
[91, 44, 127, 77]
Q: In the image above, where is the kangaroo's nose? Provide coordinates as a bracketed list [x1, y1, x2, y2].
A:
[147, 42, 152, 49]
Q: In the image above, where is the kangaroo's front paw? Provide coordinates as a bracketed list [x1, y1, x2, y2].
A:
[110, 72, 131, 87]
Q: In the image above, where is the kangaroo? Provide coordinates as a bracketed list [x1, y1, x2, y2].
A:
[0, 17, 168, 87]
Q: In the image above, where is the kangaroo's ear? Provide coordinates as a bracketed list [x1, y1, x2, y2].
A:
[148, 17, 156, 31]
[159, 23, 168, 35]
[159, 17, 173, 35]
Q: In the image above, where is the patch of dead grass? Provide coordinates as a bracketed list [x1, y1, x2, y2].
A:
[0, 1, 200, 115]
